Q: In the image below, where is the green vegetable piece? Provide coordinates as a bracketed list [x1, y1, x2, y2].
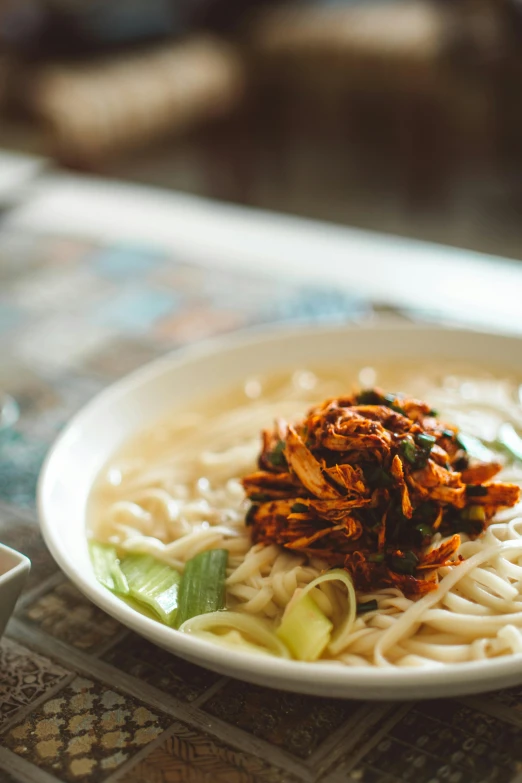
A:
[291, 502, 309, 513]
[442, 429, 455, 439]
[413, 432, 436, 469]
[461, 505, 486, 522]
[268, 440, 287, 468]
[382, 393, 406, 414]
[400, 438, 417, 466]
[389, 551, 419, 575]
[121, 554, 181, 626]
[456, 433, 499, 463]
[415, 523, 433, 538]
[250, 493, 271, 502]
[176, 549, 228, 628]
[368, 552, 385, 563]
[416, 433, 436, 449]
[465, 485, 488, 497]
[415, 502, 437, 522]
[357, 599, 378, 614]
[493, 423, 522, 463]
[178, 610, 292, 658]
[377, 470, 393, 488]
[89, 541, 129, 594]
[364, 465, 393, 488]
[276, 589, 333, 661]
[356, 390, 383, 405]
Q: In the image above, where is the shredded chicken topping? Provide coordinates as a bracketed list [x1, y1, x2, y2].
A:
[242, 388, 520, 596]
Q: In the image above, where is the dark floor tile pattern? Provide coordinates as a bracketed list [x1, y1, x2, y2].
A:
[203, 681, 357, 760]
[0, 639, 70, 729]
[485, 686, 522, 723]
[102, 633, 221, 703]
[124, 721, 303, 783]
[2, 676, 172, 783]
[18, 578, 124, 652]
[344, 700, 521, 783]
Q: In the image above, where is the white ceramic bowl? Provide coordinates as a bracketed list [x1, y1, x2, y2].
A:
[38, 323, 522, 699]
[0, 543, 30, 639]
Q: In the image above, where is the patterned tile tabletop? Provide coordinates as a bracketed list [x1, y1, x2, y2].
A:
[1, 228, 522, 783]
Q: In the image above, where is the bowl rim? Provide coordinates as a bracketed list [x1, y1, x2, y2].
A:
[38, 321, 522, 698]
[0, 542, 31, 586]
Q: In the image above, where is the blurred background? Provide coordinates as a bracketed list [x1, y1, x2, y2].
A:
[1, 0, 521, 259]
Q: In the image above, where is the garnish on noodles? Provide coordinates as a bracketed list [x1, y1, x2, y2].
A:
[242, 388, 520, 597]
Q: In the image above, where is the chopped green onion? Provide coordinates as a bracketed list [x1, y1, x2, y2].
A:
[461, 505, 486, 522]
[368, 552, 385, 563]
[175, 549, 228, 629]
[276, 590, 333, 661]
[120, 554, 181, 626]
[466, 485, 488, 497]
[414, 501, 437, 522]
[442, 429, 455, 439]
[89, 541, 129, 594]
[356, 390, 383, 405]
[389, 551, 419, 575]
[250, 493, 271, 503]
[383, 393, 406, 414]
[267, 440, 287, 468]
[356, 389, 406, 413]
[400, 438, 417, 466]
[291, 502, 309, 513]
[357, 600, 378, 614]
[364, 465, 393, 488]
[415, 523, 433, 538]
[416, 433, 436, 449]
[455, 435, 468, 451]
[414, 432, 436, 468]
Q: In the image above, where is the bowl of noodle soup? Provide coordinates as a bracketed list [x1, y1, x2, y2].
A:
[38, 323, 522, 699]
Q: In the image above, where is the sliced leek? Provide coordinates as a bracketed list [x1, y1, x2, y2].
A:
[175, 549, 228, 628]
[120, 553, 181, 626]
[179, 610, 292, 658]
[276, 568, 356, 660]
[276, 590, 332, 661]
[89, 541, 129, 594]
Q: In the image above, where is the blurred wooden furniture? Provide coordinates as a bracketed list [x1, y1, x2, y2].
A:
[14, 36, 244, 168]
[1, 1, 522, 257]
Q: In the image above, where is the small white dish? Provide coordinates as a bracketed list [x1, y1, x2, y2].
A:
[38, 323, 522, 699]
[0, 543, 30, 639]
